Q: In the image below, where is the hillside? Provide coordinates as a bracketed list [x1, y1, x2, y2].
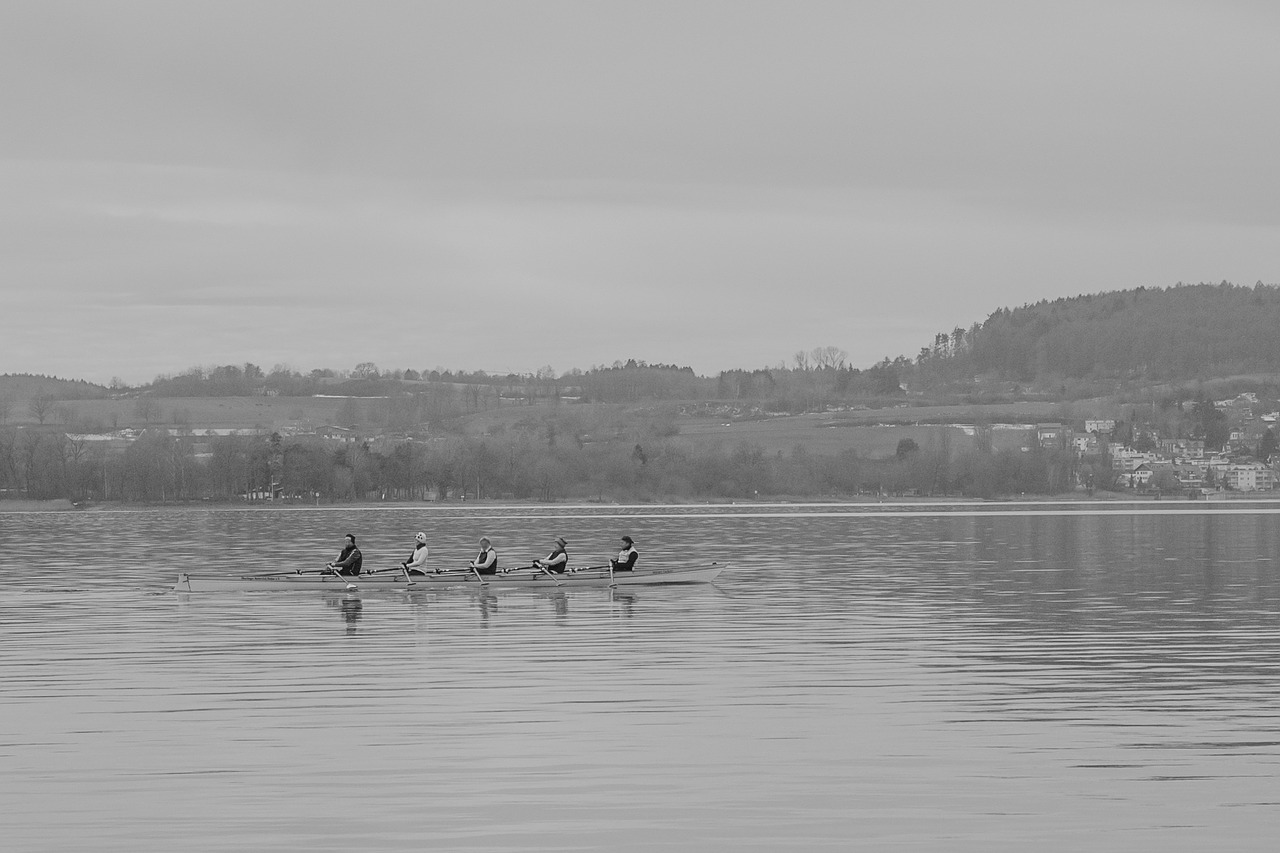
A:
[9, 283, 1280, 422]
[10, 285, 1280, 503]
[914, 282, 1280, 387]
[0, 374, 109, 402]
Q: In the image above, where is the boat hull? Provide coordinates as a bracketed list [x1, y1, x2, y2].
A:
[174, 563, 726, 593]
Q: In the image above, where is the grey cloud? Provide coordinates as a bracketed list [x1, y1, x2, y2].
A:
[2, 1, 1279, 382]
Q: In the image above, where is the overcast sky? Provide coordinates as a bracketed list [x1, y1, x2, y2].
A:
[2, 0, 1278, 385]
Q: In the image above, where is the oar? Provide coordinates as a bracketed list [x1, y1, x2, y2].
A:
[511, 561, 564, 585]
[562, 563, 616, 585]
[529, 562, 562, 587]
[468, 565, 489, 586]
[324, 566, 358, 591]
[359, 566, 426, 585]
[368, 563, 420, 578]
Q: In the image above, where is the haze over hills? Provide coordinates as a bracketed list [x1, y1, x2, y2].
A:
[4, 283, 1280, 410]
[6, 283, 1280, 503]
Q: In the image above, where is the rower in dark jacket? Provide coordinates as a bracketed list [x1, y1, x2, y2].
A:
[469, 537, 499, 575]
[328, 533, 363, 576]
[534, 536, 569, 574]
[610, 535, 639, 571]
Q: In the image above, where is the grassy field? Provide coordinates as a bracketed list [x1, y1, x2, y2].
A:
[11, 394, 1043, 460]
[822, 399, 1105, 424]
[458, 403, 1039, 458]
[670, 415, 1033, 457]
[17, 396, 347, 431]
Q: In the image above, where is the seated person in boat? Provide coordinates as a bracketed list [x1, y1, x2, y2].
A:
[533, 536, 569, 574]
[328, 534, 363, 576]
[610, 535, 639, 572]
[400, 532, 430, 575]
[468, 537, 499, 575]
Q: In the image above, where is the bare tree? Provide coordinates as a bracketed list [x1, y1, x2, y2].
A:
[64, 435, 92, 500]
[536, 365, 561, 404]
[134, 396, 162, 424]
[810, 346, 848, 370]
[28, 393, 56, 425]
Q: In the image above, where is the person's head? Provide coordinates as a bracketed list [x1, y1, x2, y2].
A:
[345, 534, 356, 545]
[554, 536, 567, 548]
[479, 537, 491, 548]
[415, 532, 427, 544]
[621, 535, 633, 547]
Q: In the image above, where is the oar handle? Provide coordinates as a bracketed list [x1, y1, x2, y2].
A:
[530, 561, 563, 586]
[319, 564, 357, 588]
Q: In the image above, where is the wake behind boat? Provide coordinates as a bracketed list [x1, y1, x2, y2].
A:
[174, 562, 727, 593]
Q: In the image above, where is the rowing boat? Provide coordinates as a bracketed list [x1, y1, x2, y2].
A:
[174, 562, 727, 593]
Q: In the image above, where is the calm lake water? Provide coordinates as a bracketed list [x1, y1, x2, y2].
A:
[4, 502, 1280, 851]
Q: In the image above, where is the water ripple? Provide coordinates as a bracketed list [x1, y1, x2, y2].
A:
[4, 506, 1280, 850]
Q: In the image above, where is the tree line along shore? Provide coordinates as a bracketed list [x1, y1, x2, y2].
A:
[7, 282, 1280, 504]
[3, 376, 1277, 504]
[1, 394, 1264, 505]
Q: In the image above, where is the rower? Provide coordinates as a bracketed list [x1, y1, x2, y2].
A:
[327, 533, 363, 576]
[533, 536, 569, 574]
[468, 537, 499, 576]
[400, 532, 430, 576]
[610, 535, 639, 572]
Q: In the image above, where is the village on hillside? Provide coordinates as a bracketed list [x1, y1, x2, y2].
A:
[1032, 391, 1279, 496]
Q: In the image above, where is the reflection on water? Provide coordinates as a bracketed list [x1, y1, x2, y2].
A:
[2, 505, 1280, 851]
[323, 593, 363, 635]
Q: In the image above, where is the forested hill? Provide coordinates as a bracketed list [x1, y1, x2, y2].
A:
[918, 282, 1280, 385]
[0, 374, 109, 400]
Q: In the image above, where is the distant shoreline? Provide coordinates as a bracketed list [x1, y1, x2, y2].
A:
[6, 492, 1280, 512]
[0, 499, 78, 512]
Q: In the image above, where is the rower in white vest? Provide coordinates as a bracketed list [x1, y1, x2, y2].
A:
[610, 535, 639, 572]
[400, 532, 429, 575]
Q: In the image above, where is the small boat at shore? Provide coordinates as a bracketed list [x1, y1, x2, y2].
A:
[174, 562, 727, 593]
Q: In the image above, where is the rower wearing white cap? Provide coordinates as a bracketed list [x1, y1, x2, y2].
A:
[400, 531, 430, 575]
